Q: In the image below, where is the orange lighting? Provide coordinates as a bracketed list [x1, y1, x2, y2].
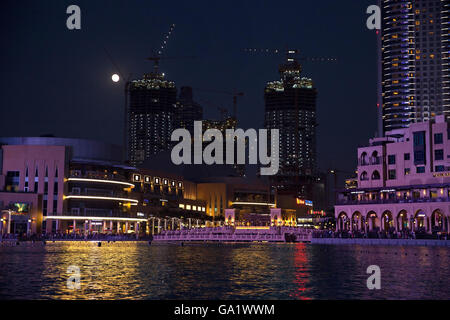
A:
[236, 226, 270, 230]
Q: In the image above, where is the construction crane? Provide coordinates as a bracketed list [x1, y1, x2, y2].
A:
[198, 98, 229, 120]
[146, 24, 175, 75]
[243, 48, 337, 63]
[145, 24, 196, 77]
[193, 88, 244, 119]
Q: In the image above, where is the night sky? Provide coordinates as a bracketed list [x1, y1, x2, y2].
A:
[0, 0, 378, 174]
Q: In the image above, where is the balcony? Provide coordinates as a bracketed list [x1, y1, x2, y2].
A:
[64, 192, 139, 204]
[65, 209, 139, 219]
[67, 176, 134, 188]
[336, 196, 450, 206]
[358, 157, 382, 166]
[43, 213, 146, 222]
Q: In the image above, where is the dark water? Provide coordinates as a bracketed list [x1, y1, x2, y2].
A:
[0, 242, 449, 300]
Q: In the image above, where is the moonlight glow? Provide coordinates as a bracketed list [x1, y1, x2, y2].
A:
[112, 74, 120, 82]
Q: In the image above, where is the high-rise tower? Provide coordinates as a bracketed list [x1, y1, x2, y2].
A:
[127, 72, 177, 167]
[174, 86, 203, 135]
[264, 51, 318, 196]
[379, 0, 450, 134]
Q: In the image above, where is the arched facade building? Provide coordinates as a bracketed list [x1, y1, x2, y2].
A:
[335, 203, 449, 233]
[335, 116, 450, 235]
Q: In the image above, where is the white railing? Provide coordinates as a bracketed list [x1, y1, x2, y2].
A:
[153, 226, 312, 242]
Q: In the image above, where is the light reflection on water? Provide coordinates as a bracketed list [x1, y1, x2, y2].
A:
[0, 242, 449, 300]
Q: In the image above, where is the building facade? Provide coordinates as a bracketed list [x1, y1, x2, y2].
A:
[335, 116, 450, 234]
[379, 0, 450, 133]
[196, 177, 274, 219]
[130, 168, 208, 233]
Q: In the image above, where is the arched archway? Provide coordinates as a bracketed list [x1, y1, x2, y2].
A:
[381, 210, 394, 231]
[431, 209, 445, 232]
[414, 210, 427, 232]
[337, 212, 349, 231]
[366, 211, 379, 231]
[360, 171, 368, 181]
[360, 152, 368, 166]
[371, 151, 379, 164]
[397, 210, 408, 231]
[371, 170, 380, 180]
[351, 211, 363, 231]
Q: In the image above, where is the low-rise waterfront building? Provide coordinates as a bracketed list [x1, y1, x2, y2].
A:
[0, 136, 325, 237]
[0, 137, 144, 236]
[335, 116, 450, 235]
[0, 137, 215, 236]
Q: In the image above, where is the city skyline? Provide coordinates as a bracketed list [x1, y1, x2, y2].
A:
[0, 0, 379, 174]
[0, 1, 449, 304]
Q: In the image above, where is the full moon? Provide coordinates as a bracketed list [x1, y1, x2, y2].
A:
[112, 74, 120, 82]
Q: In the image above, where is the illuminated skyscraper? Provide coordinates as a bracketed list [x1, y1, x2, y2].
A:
[127, 72, 177, 167]
[264, 51, 318, 198]
[264, 53, 317, 178]
[379, 0, 450, 134]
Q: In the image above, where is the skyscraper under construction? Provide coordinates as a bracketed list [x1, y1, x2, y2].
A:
[127, 71, 177, 167]
[264, 51, 319, 198]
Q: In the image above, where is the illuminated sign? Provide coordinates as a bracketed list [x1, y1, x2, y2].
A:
[297, 199, 313, 207]
[310, 210, 325, 216]
[433, 172, 450, 177]
[12, 202, 29, 214]
[235, 226, 270, 230]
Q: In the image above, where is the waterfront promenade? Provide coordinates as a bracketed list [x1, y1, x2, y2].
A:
[0, 233, 152, 246]
[153, 226, 312, 242]
[312, 238, 450, 247]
